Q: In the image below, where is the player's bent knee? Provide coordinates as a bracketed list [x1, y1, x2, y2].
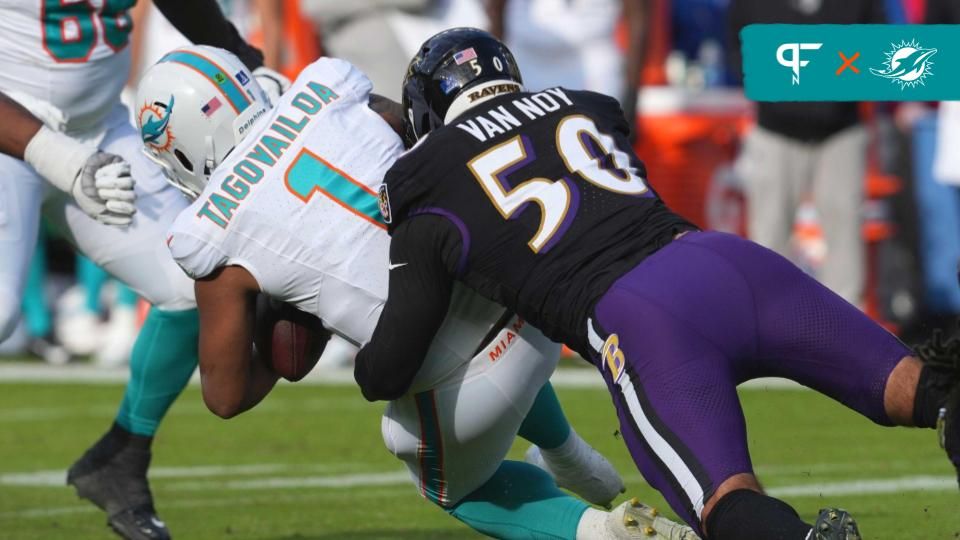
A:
[381, 400, 494, 509]
[130, 258, 196, 311]
[704, 488, 809, 540]
[381, 403, 434, 496]
[701, 472, 763, 526]
[381, 410, 403, 457]
[0, 289, 23, 341]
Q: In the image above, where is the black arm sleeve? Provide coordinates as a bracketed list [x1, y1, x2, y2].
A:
[354, 215, 463, 401]
[152, 0, 264, 70]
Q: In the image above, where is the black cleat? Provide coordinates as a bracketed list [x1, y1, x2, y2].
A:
[915, 327, 960, 488]
[939, 386, 960, 488]
[812, 508, 861, 540]
[107, 504, 171, 540]
[67, 425, 170, 540]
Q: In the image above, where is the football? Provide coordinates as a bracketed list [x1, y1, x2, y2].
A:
[254, 295, 331, 382]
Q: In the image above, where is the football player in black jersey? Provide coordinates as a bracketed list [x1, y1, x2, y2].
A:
[355, 28, 960, 540]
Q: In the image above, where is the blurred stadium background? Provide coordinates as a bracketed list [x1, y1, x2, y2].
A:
[2, 0, 959, 538]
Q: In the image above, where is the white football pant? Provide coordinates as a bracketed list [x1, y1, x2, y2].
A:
[382, 315, 561, 507]
[0, 104, 196, 341]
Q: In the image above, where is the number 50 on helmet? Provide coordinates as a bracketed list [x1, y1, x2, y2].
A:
[135, 45, 272, 198]
[401, 27, 523, 146]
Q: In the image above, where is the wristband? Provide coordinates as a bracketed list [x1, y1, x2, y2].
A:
[23, 125, 95, 194]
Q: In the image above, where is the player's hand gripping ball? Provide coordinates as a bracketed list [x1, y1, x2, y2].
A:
[254, 295, 331, 382]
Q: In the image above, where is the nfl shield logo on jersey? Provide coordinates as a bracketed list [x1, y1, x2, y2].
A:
[378, 183, 392, 224]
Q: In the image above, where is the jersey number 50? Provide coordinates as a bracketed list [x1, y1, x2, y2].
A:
[41, 0, 135, 63]
[467, 115, 648, 253]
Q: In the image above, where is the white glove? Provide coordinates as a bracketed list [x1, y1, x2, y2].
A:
[253, 66, 291, 105]
[23, 125, 137, 226]
[75, 153, 136, 226]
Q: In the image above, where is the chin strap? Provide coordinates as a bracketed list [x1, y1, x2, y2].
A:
[203, 135, 218, 178]
[140, 145, 200, 199]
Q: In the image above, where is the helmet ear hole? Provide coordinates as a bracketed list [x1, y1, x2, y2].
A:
[174, 149, 194, 172]
[136, 44, 273, 199]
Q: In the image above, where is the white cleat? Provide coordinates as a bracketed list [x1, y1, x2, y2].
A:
[525, 439, 626, 508]
[606, 498, 700, 540]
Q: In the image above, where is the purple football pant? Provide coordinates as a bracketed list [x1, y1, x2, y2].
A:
[588, 231, 910, 532]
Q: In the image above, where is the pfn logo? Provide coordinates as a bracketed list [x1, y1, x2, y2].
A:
[776, 43, 823, 85]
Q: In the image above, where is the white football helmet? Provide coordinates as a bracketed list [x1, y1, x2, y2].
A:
[135, 45, 272, 198]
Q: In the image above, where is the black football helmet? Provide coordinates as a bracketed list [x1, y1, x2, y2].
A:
[401, 27, 523, 146]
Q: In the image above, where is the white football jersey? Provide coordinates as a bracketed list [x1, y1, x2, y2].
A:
[168, 58, 506, 391]
[0, 0, 133, 134]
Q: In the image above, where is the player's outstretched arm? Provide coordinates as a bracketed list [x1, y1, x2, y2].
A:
[195, 265, 280, 419]
[152, 0, 290, 102]
[152, 0, 263, 69]
[354, 217, 461, 401]
[0, 92, 136, 226]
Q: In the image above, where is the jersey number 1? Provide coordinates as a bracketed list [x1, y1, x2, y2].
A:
[285, 149, 386, 229]
[468, 115, 648, 253]
[41, 0, 135, 63]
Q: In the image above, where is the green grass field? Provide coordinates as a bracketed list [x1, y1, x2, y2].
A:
[0, 380, 957, 539]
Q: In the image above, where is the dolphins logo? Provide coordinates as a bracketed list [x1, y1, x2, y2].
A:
[870, 39, 937, 89]
[139, 96, 176, 152]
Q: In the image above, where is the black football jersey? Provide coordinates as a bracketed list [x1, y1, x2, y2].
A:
[383, 88, 694, 357]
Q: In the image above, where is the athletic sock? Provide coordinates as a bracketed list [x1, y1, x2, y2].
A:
[91, 423, 153, 460]
[115, 307, 199, 436]
[538, 429, 589, 471]
[70, 422, 153, 481]
[449, 460, 589, 540]
[519, 382, 573, 450]
[574, 508, 608, 539]
[106, 422, 152, 450]
[705, 489, 811, 540]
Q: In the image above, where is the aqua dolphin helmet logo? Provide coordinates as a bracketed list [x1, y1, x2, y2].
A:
[870, 39, 937, 89]
[139, 96, 176, 152]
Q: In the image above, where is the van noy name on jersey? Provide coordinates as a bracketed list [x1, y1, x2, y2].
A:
[196, 80, 340, 228]
[455, 88, 574, 142]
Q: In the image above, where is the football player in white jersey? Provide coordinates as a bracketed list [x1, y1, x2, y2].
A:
[0, 2, 287, 539]
[141, 46, 696, 540]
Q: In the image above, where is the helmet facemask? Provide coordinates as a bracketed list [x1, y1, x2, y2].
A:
[136, 45, 272, 200]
